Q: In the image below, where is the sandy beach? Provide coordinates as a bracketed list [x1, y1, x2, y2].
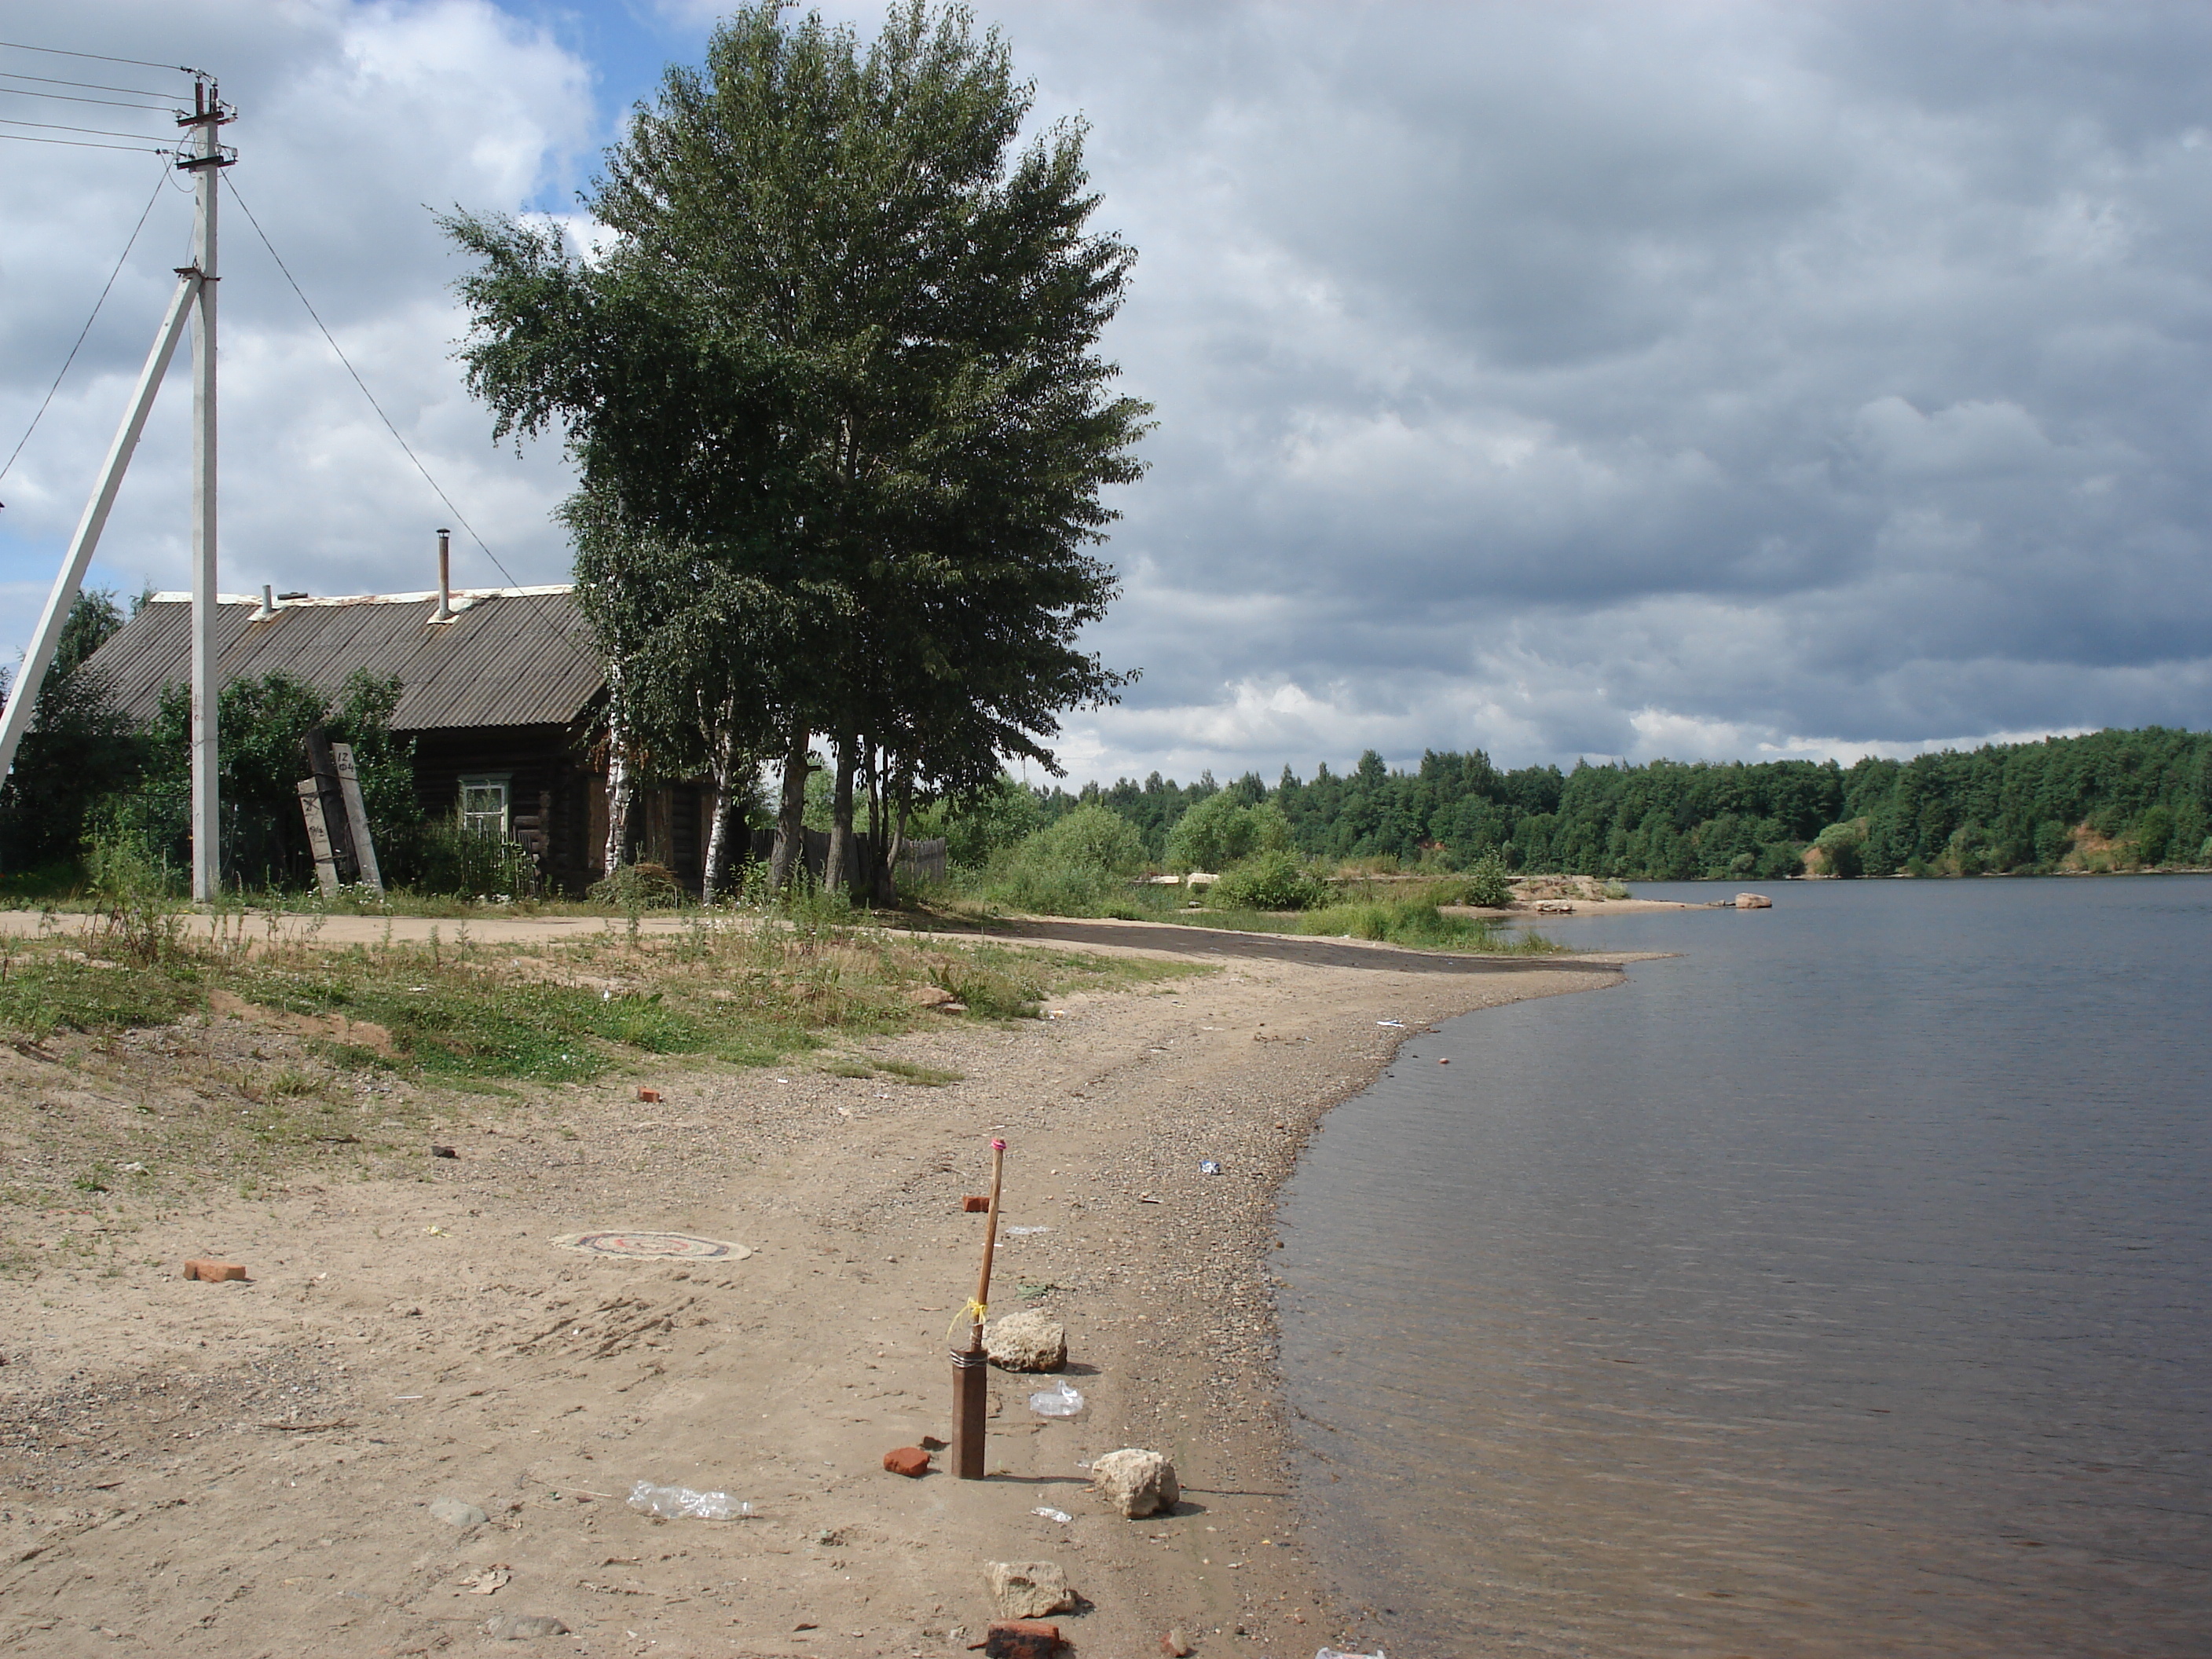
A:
[0, 915, 1616, 1657]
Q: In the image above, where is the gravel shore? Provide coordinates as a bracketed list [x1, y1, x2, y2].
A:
[0, 921, 1616, 1657]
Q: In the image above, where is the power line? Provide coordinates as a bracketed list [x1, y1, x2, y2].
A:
[0, 166, 172, 490]
[222, 175, 597, 665]
[0, 68, 178, 99]
[0, 38, 201, 76]
[0, 130, 168, 154]
[0, 85, 181, 114]
[0, 114, 175, 143]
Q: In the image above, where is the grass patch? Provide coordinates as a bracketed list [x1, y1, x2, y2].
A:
[874, 1058, 962, 1087]
[0, 955, 200, 1038]
[1177, 898, 1562, 953]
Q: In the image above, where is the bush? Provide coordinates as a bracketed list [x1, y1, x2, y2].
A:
[1459, 851, 1514, 908]
[2133, 804, 2174, 866]
[1812, 821, 1864, 878]
[1024, 804, 1147, 877]
[1209, 849, 1326, 910]
[934, 775, 1043, 869]
[83, 802, 185, 963]
[1163, 794, 1291, 872]
[586, 860, 682, 910]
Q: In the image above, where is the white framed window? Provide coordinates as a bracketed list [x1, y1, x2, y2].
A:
[458, 775, 511, 839]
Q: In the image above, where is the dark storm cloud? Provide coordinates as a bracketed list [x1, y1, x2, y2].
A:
[973, 1, 2212, 776]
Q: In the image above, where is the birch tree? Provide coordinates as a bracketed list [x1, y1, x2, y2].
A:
[449, 1, 1147, 892]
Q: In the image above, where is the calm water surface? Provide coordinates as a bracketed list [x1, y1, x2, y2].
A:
[1275, 877, 2211, 1657]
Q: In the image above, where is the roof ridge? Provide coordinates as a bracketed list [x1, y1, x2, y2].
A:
[142, 584, 576, 606]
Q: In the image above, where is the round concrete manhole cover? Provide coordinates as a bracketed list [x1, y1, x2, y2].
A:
[553, 1231, 753, 1261]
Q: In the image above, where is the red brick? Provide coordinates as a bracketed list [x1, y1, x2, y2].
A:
[984, 1621, 1064, 1659]
[183, 1259, 247, 1282]
[962, 1196, 991, 1213]
[881, 1445, 931, 1478]
[637, 1087, 662, 1104]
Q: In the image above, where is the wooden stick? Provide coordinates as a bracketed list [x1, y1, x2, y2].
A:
[952, 1137, 1006, 1479]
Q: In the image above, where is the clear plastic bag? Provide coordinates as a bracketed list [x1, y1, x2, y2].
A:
[627, 1481, 752, 1520]
[1027, 1379, 1086, 1417]
[1315, 1649, 1386, 1659]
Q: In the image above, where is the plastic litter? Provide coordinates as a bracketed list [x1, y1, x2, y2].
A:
[1199, 1160, 1222, 1175]
[1376, 1020, 1404, 1028]
[1004, 1225, 1051, 1236]
[627, 1481, 753, 1520]
[1315, 1649, 1386, 1659]
[1028, 1379, 1086, 1417]
[1031, 1506, 1072, 1522]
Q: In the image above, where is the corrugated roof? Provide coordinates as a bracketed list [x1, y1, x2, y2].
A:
[82, 587, 606, 732]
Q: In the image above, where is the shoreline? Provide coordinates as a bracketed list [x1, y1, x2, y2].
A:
[0, 921, 1618, 1656]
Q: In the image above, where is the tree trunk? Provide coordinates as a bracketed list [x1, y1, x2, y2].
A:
[701, 718, 742, 902]
[823, 735, 857, 894]
[602, 664, 635, 877]
[767, 724, 810, 892]
[874, 756, 908, 905]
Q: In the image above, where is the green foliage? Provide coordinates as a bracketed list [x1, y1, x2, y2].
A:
[927, 774, 1043, 869]
[1006, 727, 2212, 881]
[445, 1, 1148, 877]
[1025, 803, 1148, 877]
[1459, 850, 1514, 907]
[137, 669, 419, 888]
[1207, 848, 1325, 910]
[2133, 803, 2175, 866]
[1163, 793, 1291, 871]
[0, 589, 141, 870]
[0, 952, 197, 1038]
[1812, 820, 1866, 878]
[82, 803, 187, 962]
[416, 817, 544, 901]
[929, 945, 1046, 1018]
[946, 804, 1151, 915]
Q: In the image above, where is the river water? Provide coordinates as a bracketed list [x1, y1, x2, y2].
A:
[1274, 876, 2212, 1657]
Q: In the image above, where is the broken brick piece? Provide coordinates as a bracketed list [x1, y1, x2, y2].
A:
[984, 1621, 1064, 1659]
[183, 1259, 247, 1282]
[881, 1445, 931, 1478]
[637, 1087, 662, 1103]
[963, 1196, 991, 1213]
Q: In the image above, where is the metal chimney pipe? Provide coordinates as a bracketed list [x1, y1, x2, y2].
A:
[257, 583, 274, 620]
[434, 528, 453, 622]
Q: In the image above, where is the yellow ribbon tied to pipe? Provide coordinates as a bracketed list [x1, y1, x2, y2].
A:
[947, 1298, 988, 1346]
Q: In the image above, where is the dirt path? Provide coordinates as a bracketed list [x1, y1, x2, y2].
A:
[0, 921, 1617, 1658]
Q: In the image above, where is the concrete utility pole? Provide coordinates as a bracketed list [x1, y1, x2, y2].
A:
[181, 79, 234, 903]
[0, 79, 234, 819]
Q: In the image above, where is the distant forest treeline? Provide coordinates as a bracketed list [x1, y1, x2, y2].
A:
[1021, 727, 2212, 879]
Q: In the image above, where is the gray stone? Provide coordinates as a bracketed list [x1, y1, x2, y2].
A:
[1734, 892, 1773, 910]
[984, 1309, 1068, 1373]
[983, 1559, 1077, 1618]
[429, 1495, 489, 1528]
[484, 1614, 571, 1639]
[1090, 1448, 1180, 1518]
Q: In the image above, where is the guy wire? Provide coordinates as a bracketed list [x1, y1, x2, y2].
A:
[0, 165, 172, 489]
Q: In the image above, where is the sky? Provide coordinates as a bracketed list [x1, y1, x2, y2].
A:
[2, 1, 2209, 788]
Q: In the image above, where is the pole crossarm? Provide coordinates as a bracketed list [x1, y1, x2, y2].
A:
[0, 268, 202, 788]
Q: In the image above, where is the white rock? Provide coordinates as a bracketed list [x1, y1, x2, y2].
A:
[984, 1309, 1068, 1372]
[984, 1559, 1077, 1618]
[1090, 1448, 1180, 1518]
[1734, 892, 1773, 909]
[429, 1496, 488, 1527]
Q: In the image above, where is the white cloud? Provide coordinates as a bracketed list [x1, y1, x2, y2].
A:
[0, 0, 593, 629]
[9, 0, 2211, 790]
